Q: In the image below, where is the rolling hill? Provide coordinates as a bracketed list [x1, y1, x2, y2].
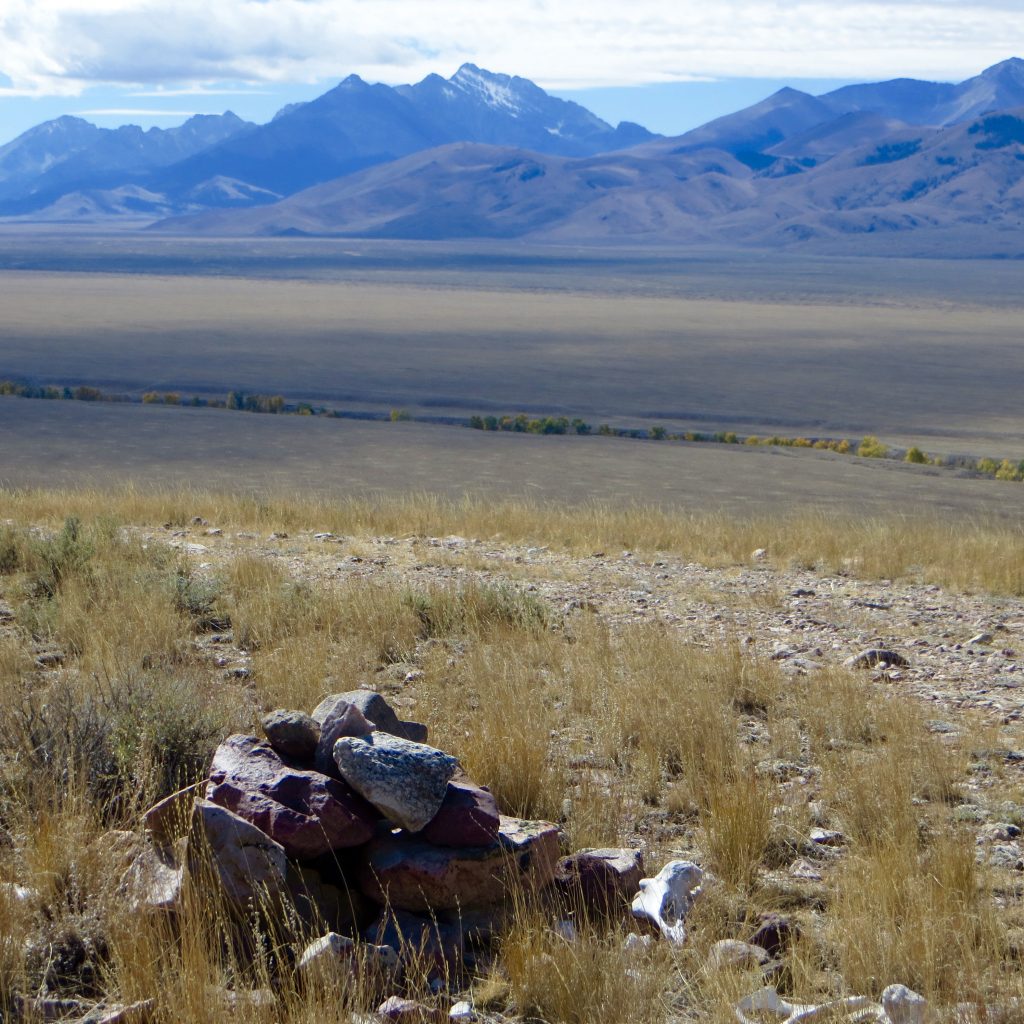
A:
[155, 105, 1024, 255]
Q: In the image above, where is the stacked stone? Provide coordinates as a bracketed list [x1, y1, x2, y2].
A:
[142, 689, 564, 983]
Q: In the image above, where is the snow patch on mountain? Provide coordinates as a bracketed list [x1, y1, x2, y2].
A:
[451, 64, 525, 116]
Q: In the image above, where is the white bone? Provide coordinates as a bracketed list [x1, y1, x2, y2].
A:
[630, 860, 703, 946]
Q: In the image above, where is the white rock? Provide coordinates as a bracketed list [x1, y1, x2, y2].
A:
[0, 882, 39, 904]
[881, 984, 926, 1024]
[735, 985, 884, 1024]
[298, 932, 355, 971]
[752, 548, 768, 562]
[449, 1001, 477, 1021]
[630, 860, 703, 946]
[788, 858, 823, 881]
[623, 932, 654, 954]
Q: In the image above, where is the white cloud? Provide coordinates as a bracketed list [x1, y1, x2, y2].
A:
[1, 0, 1023, 96]
[77, 107, 199, 116]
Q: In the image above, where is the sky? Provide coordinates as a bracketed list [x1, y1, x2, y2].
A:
[1, 0, 1023, 145]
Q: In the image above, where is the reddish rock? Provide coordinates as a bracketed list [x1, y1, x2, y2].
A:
[206, 735, 377, 860]
[555, 848, 644, 913]
[359, 816, 561, 912]
[285, 862, 364, 933]
[749, 912, 798, 958]
[418, 778, 500, 848]
[313, 697, 375, 776]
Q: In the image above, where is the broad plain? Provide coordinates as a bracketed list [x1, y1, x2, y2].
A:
[1, 237, 1023, 461]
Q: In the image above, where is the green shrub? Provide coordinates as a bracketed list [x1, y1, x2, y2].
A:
[0, 528, 19, 575]
[905, 446, 929, 464]
[25, 517, 94, 599]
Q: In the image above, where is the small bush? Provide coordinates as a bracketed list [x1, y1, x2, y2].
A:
[858, 435, 889, 459]
[0, 527, 20, 574]
[995, 459, 1023, 482]
[905, 446, 930, 464]
[24, 517, 94, 599]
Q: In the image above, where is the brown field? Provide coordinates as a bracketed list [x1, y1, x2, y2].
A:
[0, 238, 1023, 458]
[2, 397, 1024, 517]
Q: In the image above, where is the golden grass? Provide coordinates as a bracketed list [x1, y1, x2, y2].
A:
[0, 492, 1020, 1021]
[3, 484, 1024, 593]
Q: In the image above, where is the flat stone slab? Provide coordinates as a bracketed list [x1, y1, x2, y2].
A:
[333, 732, 458, 832]
[206, 734, 377, 860]
[358, 815, 561, 911]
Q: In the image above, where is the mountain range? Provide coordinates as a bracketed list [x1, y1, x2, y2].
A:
[3, 58, 1024, 252]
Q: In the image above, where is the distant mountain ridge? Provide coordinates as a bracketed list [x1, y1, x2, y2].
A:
[0, 112, 253, 213]
[4, 58, 1024, 255]
[0, 64, 654, 218]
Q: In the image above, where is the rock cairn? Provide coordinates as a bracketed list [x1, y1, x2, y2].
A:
[102, 689, 928, 1023]
[133, 690, 642, 999]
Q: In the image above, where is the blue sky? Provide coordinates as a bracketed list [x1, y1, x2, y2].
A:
[1, 0, 1022, 145]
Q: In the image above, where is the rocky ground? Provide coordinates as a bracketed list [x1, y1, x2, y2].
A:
[4, 515, 1024, 1023]
[159, 521, 1024, 728]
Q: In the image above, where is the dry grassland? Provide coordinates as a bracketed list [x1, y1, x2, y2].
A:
[1, 490, 1024, 1022]
[4, 400, 1024, 520]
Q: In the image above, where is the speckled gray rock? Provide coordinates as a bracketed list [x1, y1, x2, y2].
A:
[314, 690, 427, 744]
[313, 698, 375, 776]
[333, 732, 457, 832]
[261, 709, 320, 761]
